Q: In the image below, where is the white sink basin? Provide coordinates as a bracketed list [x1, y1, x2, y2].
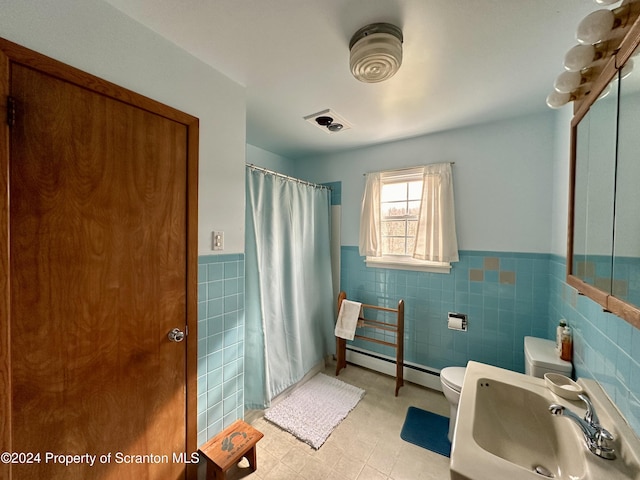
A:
[450, 361, 640, 480]
[472, 377, 584, 478]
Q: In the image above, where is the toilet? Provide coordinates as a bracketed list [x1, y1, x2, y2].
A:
[524, 336, 573, 378]
[440, 366, 466, 442]
[439, 336, 572, 443]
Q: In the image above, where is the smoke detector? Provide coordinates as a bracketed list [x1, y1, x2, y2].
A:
[304, 109, 352, 134]
[349, 23, 403, 83]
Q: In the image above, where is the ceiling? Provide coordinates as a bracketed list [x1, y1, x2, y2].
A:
[104, 0, 598, 159]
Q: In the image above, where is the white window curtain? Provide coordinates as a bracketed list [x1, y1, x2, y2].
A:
[359, 163, 459, 263]
[413, 162, 459, 263]
[358, 172, 381, 257]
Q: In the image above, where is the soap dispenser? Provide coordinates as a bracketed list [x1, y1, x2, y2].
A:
[560, 326, 573, 362]
[556, 319, 567, 354]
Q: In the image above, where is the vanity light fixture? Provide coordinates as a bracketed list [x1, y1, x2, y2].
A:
[349, 23, 403, 83]
[576, 0, 639, 45]
[554, 70, 592, 93]
[546, 90, 580, 109]
[546, 0, 640, 109]
[563, 43, 612, 71]
[577, 9, 617, 44]
[549, 59, 635, 107]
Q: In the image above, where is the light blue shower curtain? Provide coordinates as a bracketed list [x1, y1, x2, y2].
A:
[245, 167, 335, 409]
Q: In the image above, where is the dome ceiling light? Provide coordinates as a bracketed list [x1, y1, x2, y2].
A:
[349, 23, 403, 83]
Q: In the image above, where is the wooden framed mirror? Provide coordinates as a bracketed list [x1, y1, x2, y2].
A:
[567, 21, 640, 329]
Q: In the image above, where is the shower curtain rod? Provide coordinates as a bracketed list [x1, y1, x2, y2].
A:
[247, 164, 332, 190]
[362, 162, 455, 176]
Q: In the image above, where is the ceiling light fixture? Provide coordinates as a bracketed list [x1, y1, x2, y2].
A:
[303, 109, 352, 134]
[349, 23, 403, 83]
[316, 115, 344, 132]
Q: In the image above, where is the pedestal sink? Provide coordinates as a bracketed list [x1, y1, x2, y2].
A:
[450, 362, 640, 480]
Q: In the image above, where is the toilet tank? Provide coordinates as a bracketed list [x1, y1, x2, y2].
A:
[524, 336, 572, 378]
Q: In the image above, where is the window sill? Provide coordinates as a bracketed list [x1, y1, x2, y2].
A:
[365, 256, 451, 274]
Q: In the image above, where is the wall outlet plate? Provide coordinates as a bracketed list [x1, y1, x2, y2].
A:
[212, 231, 224, 251]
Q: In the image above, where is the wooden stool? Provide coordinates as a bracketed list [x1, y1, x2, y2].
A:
[198, 419, 264, 480]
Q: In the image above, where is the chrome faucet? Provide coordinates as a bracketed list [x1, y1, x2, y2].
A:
[549, 394, 616, 460]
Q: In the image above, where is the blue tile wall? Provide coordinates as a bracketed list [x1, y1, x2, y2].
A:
[193, 248, 640, 438]
[323, 181, 342, 206]
[197, 254, 245, 446]
[340, 247, 550, 374]
[613, 256, 640, 307]
[549, 254, 640, 435]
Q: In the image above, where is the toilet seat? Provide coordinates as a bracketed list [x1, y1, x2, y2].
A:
[441, 366, 466, 393]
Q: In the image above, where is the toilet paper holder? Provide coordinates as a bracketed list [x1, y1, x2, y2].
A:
[448, 312, 468, 331]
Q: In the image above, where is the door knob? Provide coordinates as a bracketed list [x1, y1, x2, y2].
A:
[168, 328, 185, 343]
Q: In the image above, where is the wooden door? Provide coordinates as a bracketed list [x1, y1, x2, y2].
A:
[0, 40, 199, 480]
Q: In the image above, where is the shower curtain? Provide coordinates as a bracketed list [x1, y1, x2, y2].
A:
[245, 167, 335, 409]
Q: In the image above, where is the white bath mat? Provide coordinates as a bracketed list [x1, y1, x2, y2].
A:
[264, 373, 365, 449]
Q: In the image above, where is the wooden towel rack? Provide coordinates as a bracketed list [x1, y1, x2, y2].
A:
[335, 291, 405, 396]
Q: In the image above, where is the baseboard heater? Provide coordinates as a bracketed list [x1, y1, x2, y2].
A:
[344, 346, 443, 392]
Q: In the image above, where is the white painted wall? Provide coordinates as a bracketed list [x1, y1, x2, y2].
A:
[1, 0, 247, 255]
[295, 112, 557, 253]
[246, 144, 296, 176]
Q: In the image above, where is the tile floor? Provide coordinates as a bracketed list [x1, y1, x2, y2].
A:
[228, 360, 452, 480]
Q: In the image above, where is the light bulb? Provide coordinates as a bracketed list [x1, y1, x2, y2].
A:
[554, 71, 584, 93]
[547, 91, 571, 109]
[576, 9, 615, 44]
[595, 0, 620, 4]
[564, 45, 597, 71]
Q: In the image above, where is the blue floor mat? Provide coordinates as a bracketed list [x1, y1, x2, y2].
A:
[400, 406, 451, 457]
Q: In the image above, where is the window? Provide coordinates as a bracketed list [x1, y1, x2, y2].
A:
[381, 177, 422, 256]
[359, 164, 459, 273]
